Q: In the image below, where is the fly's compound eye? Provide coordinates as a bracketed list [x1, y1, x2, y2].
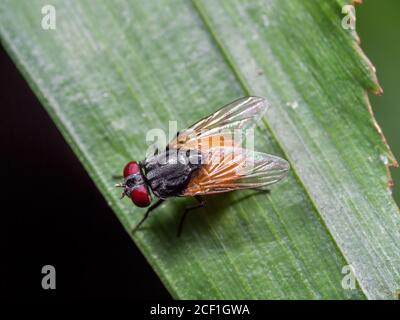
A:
[130, 185, 152, 208]
[123, 160, 140, 177]
[121, 160, 152, 207]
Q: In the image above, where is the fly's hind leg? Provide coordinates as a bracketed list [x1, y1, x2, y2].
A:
[132, 199, 164, 234]
[177, 196, 205, 237]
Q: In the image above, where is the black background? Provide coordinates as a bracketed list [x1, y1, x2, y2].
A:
[0, 45, 171, 299]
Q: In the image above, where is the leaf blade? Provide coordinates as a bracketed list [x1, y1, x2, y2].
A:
[192, 0, 400, 299]
[1, 0, 398, 299]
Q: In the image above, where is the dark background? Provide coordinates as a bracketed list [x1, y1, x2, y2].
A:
[0, 45, 171, 299]
[1, 2, 399, 299]
[357, 1, 400, 205]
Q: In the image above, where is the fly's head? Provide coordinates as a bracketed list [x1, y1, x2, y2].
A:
[115, 161, 152, 208]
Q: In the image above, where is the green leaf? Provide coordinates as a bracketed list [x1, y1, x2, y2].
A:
[1, 0, 399, 299]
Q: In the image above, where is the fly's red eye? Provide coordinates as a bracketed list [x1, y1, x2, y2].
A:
[130, 185, 151, 207]
[123, 161, 140, 177]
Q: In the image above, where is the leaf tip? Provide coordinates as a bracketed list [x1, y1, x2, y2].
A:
[374, 86, 384, 96]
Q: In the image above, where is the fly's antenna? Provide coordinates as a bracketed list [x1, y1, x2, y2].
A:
[114, 182, 126, 199]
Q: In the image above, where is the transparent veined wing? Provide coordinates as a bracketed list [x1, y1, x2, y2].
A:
[168, 96, 268, 152]
[182, 147, 290, 196]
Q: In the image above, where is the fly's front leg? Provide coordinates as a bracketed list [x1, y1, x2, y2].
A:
[132, 199, 164, 234]
[177, 196, 205, 237]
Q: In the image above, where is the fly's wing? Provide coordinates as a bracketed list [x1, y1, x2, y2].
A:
[182, 147, 290, 196]
[168, 96, 268, 152]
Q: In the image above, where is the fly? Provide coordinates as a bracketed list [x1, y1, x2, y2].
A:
[115, 96, 290, 236]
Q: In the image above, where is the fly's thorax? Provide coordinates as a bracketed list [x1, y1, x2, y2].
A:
[143, 148, 204, 198]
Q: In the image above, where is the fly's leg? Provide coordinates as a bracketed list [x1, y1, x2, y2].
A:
[132, 199, 164, 234]
[177, 196, 205, 237]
